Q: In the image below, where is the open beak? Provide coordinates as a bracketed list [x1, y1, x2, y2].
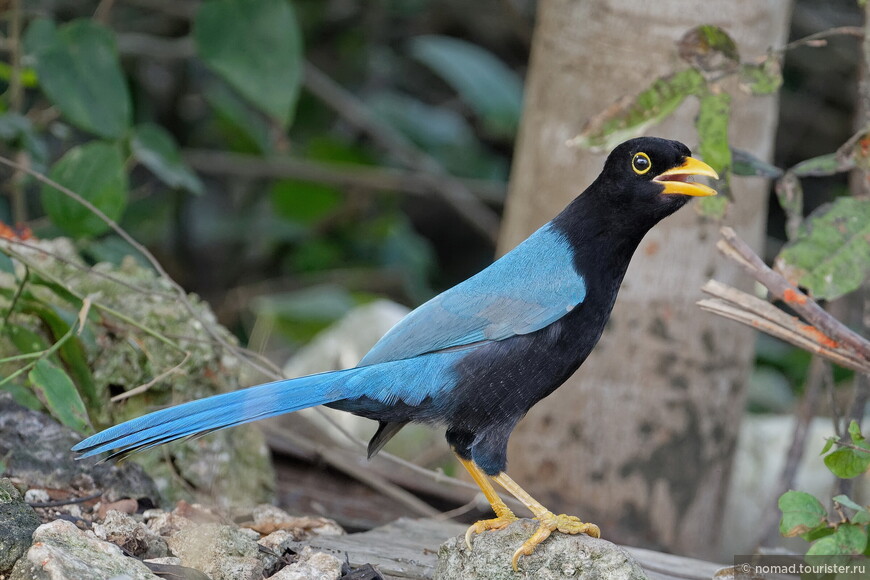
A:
[654, 156, 719, 197]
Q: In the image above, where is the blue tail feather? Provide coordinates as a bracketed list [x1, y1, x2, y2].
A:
[72, 368, 354, 459]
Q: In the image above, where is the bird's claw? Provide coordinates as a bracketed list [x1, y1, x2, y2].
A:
[464, 513, 519, 550]
[510, 512, 600, 571]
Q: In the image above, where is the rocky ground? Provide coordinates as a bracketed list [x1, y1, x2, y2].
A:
[0, 391, 377, 580]
[1, 489, 353, 580]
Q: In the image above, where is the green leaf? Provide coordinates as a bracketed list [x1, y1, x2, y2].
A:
[824, 448, 870, 479]
[24, 19, 131, 139]
[848, 420, 865, 444]
[0, 382, 43, 411]
[775, 197, 870, 300]
[821, 437, 837, 455]
[571, 68, 706, 151]
[731, 147, 783, 178]
[40, 141, 128, 238]
[790, 153, 851, 178]
[833, 494, 868, 513]
[0, 112, 48, 164]
[28, 359, 90, 433]
[368, 91, 507, 179]
[695, 91, 732, 219]
[779, 490, 828, 537]
[677, 25, 740, 74]
[252, 284, 358, 342]
[204, 81, 274, 154]
[409, 35, 523, 139]
[131, 124, 204, 195]
[270, 181, 342, 225]
[739, 58, 783, 95]
[24, 304, 100, 410]
[807, 523, 868, 556]
[194, 0, 303, 126]
[6, 324, 51, 354]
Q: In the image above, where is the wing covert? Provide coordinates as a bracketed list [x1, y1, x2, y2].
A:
[358, 224, 585, 366]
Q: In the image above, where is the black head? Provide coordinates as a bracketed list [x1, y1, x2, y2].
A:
[554, 136, 719, 249]
[593, 137, 718, 220]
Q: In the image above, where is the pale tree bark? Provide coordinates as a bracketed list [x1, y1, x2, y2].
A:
[500, 0, 793, 559]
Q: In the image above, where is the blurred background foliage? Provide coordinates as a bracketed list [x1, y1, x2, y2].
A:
[0, 0, 866, 427]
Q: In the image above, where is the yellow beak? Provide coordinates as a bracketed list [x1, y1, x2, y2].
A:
[654, 156, 719, 197]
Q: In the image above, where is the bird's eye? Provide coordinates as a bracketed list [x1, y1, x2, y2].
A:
[632, 152, 651, 175]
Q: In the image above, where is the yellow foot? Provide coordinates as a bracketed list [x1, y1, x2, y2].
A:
[511, 512, 601, 571]
[464, 513, 519, 549]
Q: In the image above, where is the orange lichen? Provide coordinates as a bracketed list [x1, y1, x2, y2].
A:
[800, 324, 839, 349]
[0, 221, 33, 241]
[783, 288, 808, 305]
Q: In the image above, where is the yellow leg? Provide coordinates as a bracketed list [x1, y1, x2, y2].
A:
[493, 472, 601, 571]
[456, 455, 519, 548]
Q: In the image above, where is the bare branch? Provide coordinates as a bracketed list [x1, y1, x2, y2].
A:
[302, 63, 501, 243]
[183, 149, 506, 204]
[719, 226, 870, 360]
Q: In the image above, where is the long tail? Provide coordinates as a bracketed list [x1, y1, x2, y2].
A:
[72, 367, 357, 460]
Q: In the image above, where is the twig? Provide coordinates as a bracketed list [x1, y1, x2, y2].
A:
[698, 283, 869, 373]
[434, 497, 481, 521]
[93, 0, 116, 23]
[116, 33, 195, 60]
[111, 352, 192, 402]
[719, 227, 870, 360]
[0, 244, 183, 353]
[28, 491, 102, 508]
[182, 149, 506, 204]
[0, 237, 177, 299]
[780, 26, 864, 53]
[0, 297, 92, 389]
[831, 438, 870, 455]
[1, 264, 28, 329]
[264, 423, 440, 518]
[303, 63, 501, 243]
[118, 0, 198, 20]
[0, 155, 169, 283]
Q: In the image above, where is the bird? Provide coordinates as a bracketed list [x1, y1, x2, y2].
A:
[73, 136, 718, 570]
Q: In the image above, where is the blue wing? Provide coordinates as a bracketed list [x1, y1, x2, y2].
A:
[359, 223, 586, 366]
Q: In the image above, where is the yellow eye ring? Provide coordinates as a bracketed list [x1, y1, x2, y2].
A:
[632, 152, 651, 175]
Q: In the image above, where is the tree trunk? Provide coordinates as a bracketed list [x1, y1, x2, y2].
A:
[500, 0, 793, 559]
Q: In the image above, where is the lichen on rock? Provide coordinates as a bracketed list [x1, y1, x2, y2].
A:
[436, 519, 648, 580]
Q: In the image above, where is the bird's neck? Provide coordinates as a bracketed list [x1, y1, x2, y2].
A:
[551, 184, 661, 286]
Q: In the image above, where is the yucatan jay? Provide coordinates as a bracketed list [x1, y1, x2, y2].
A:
[74, 137, 718, 570]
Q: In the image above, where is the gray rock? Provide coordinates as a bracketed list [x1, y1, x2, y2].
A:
[9, 519, 159, 580]
[0, 478, 41, 573]
[166, 522, 264, 580]
[258, 529, 296, 576]
[268, 546, 342, 580]
[436, 519, 648, 580]
[93, 510, 169, 559]
[24, 488, 50, 503]
[0, 394, 158, 503]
